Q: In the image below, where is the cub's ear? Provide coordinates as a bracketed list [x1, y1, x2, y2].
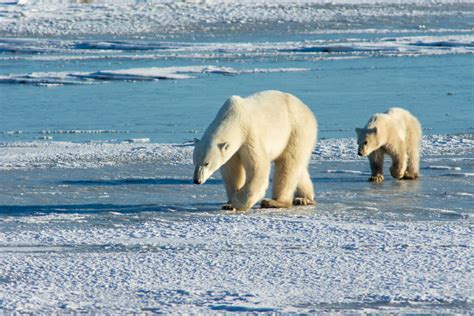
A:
[193, 138, 200, 144]
[355, 127, 362, 134]
[218, 142, 230, 152]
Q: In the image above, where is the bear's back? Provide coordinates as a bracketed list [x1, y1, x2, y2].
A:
[242, 90, 314, 123]
[386, 107, 420, 129]
[385, 107, 412, 119]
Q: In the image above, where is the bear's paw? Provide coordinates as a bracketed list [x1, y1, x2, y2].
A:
[222, 203, 236, 211]
[261, 199, 292, 209]
[389, 166, 406, 179]
[293, 197, 315, 206]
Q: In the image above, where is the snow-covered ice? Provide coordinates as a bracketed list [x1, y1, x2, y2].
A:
[0, 134, 472, 170]
[0, 65, 310, 85]
[1, 35, 473, 62]
[1, 1, 473, 37]
[0, 208, 471, 313]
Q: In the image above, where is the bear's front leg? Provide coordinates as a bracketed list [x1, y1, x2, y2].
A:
[230, 161, 270, 211]
[220, 154, 246, 209]
[231, 188, 266, 211]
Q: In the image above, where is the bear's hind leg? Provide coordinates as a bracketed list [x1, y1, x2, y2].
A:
[262, 156, 305, 209]
[220, 154, 246, 210]
[293, 169, 315, 206]
[263, 125, 315, 209]
[403, 144, 420, 180]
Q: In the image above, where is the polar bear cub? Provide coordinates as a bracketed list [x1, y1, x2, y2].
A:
[193, 90, 318, 211]
[355, 107, 422, 182]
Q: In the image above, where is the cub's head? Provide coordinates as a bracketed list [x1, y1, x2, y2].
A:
[355, 127, 380, 157]
[192, 138, 231, 185]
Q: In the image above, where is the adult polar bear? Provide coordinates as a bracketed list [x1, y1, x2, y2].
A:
[356, 107, 422, 183]
[193, 90, 318, 211]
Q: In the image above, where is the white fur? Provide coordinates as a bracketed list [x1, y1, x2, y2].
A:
[193, 90, 318, 211]
[355, 107, 422, 182]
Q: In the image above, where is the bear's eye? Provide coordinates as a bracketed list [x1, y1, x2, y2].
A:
[204, 162, 209, 167]
[364, 141, 368, 145]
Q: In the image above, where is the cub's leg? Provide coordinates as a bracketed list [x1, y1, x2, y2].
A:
[220, 154, 246, 210]
[389, 148, 408, 180]
[368, 149, 385, 183]
[293, 169, 315, 206]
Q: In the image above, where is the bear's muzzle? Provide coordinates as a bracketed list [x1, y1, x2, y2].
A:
[193, 166, 206, 185]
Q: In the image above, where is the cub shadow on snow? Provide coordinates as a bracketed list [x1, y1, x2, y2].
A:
[314, 176, 368, 183]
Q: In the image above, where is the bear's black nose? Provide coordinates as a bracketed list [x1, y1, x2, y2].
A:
[358, 151, 363, 156]
[194, 179, 202, 184]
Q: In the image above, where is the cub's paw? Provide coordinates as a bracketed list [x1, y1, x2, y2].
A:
[389, 167, 405, 179]
[402, 171, 419, 180]
[261, 199, 292, 209]
[293, 197, 315, 206]
[369, 174, 384, 183]
[222, 203, 236, 211]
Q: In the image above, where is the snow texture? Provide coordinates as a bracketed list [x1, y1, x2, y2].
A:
[0, 210, 472, 313]
[1, 35, 473, 62]
[0, 65, 310, 86]
[0, 134, 472, 170]
[0, 1, 473, 36]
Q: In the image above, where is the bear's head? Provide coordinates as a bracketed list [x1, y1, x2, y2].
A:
[193, 138, 231, 185]
[355, 127, 380, 157]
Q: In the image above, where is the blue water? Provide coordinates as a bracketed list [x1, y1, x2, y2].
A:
[1, 34, 473, 143]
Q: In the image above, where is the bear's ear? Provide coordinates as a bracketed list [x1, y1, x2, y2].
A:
[193, 138, 200, 144]
[355, 127, 362, 134]
[218, 142, 230, 152]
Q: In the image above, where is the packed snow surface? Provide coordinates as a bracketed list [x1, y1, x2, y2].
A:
[0, 134, 472, 170]
[0, 65, 310, 85]
[1, 35, 473, 60]
[0, 210, 472, 313]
